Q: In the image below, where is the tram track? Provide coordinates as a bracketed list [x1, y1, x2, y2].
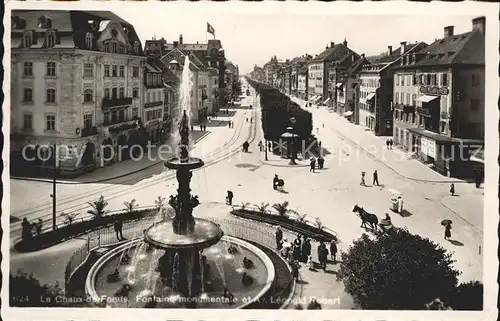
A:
[10, 104, 258, 237]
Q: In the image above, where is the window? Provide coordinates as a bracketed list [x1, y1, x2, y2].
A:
[401, 93, 405, 104]
[395, 75, 399, 86]
[104, 65, 110, 77]
[112, 65, 118, 77]
[412, 94, 416, 106]
[426, 74, 431, 86]
[84, 63, 93, 77]
[45, 30, 56, 48]
[83, 88, 93, 102]
[84, 114, 93, 129]
[440, 121, 447, 134]
[147, 74, 152, 86]
[111, 110, 118, 123]
[134, 41, 140, 54]
[133, 66, 139, 77]
[46, 62, 56, 76]
[132, 107, 138, 119]
[119, 110, 125, 122]
[24, 62, 33, 76]
[470, 99, 480, 112]
[395, 92, 399, 103]
[46, 114, 56, 131]
[408, 75, 413, 86]
[23, 88, 33, 102]
[23, 31, 33, 47]
[85, 32, 93, 50]
[104, 112, 109, 124]
[23, 114, 33, 130]
[442, 73, 448, 86]
[147, 92, 151, 103]
[119, 87, 125, 98]
[471, 74, 480, 87]
[103, 43, 109, 52]
[119, 66, 125, 77]
[406, 94, 410, 105]
[431, 74, 438, 86]
[112, 88, 117, 99]
[112, 42, 118, 53]
[153, 74, 157, 85]
[132, 87, 139, 98]
[46, 88, 56, 103]
[401, 75, 405, 86]
[104, 88, 110, 99]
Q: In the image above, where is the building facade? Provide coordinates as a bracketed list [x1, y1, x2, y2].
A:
[392, 17, 485, 177]
[358, 42, 427, 135]
[143, 58, 168, 144]
[11, 10, 146, 177]
[297, 65, 309, 101]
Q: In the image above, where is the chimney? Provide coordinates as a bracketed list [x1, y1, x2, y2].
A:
[179, 34, 183, 44]
[444, 26, 454, 37]
[472, 16, 485, 35]
[361, 53, 365, 59]
[330, 42, 335, 48]
[343, 38, 348, 46]
[388, 45, 393, 55]
[173, 41, 179, 48]
[400, 41, 407, 54]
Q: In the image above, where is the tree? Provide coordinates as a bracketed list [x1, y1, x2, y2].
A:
[87, 195, 109, 219]
[450, 280, 483, 310]
[60, 212, 79, 226]
[336, 229, 460, 310]
[255, 202, 270, 214]
[123, 198, 139, 213]
[272, 201, 291, 217]
[10, 270, 66, 307]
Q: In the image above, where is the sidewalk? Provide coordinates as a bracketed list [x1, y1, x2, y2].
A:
[289, 95, 466, 184]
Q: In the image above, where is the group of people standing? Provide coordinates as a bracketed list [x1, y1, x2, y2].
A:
[228, 121, 234, 128]
[309, 156, 325, 172]
[199, 123, 207, 131]
[385, 139, 394, 149]
[21, 217, 44, 241]
[258, 141, 273, 152]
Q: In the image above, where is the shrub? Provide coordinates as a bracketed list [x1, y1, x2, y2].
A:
[272, 201, 290, 217]
[240, 202, 251, 210]
[60, 212, 79, 226]
[256, 202, 270, 214]
[337, 229, 460, 309]
[450, 280, 483, 310]
[10, 270, 66, 307]
[123, 198, 139, 213]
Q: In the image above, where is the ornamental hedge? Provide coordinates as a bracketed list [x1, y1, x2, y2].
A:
[247, 79, 312, 141]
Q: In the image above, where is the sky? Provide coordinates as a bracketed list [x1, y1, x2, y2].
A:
[114, 8, 478, 74]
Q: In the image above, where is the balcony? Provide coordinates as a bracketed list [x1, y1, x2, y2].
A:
[81, 126, 98, 137]
[102, 118, 138, 134]
[102, 97, 133, 109]
[419, 86, 449, 96]
[144, 101, 163, 108]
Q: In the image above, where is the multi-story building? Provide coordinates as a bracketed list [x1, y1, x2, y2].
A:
[297, 65, 309, 100]
[290, 55, 311, 96]
[308, 39, 358, 105]
[263, 56, 279, 86]
[146, 35, 226, 112]
[10, 10, 146, 177]
[335, 55, 370, 121]
[143, 57, 168, 144]
[250, 65, 265, 83]
[392, 17, 485, 177]
[358, 41, 427, 135]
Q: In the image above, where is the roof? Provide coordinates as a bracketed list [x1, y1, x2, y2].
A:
[164, 43, 209, 51]
[339, 57, 369, 83]
[413, 30, 484, 66]
[362, 42, 427, 74]
[310, 43, 353, 63]
[11, 10, 144, 55]
[160, 47, 201, 72]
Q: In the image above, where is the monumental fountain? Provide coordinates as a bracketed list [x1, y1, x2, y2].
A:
[85, 57, 275, 309]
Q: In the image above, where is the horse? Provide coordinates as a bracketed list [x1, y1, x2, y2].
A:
[352, 205, 378, 232]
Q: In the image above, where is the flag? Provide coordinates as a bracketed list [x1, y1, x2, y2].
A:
[207, 22, 215, 36]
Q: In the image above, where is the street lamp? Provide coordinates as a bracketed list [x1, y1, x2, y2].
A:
[289, 116, 297, 165]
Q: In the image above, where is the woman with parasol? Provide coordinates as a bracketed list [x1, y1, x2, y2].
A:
[441, 219, 452, 240]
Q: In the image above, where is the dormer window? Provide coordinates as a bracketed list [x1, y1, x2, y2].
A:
[23, 30, 34, 48]
[112, 42, 118, 53]
[12, 16, 27, 29]
[134, 41, 140, 54]
[85, 32, 94, 50]
[412, 54, 416, 64]
[45, 30, 56, 48]
[37, 16, 52, 29]
[111, 29, 118, 38]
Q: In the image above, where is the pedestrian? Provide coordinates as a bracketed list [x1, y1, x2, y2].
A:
[475, 171, 483, 188]
[191, 124, 194, 131]
[246, 118, 248, 122]
[258, 141, 263, 152]
[226, 190, 234, 205]
[373, 170, 379, 186]
[114, 217, 124, 241]
[360, 171, 366, 186]
[386, 139, 389, 149]
[275, 226, 283, 249]
[301, 238, 311, 262]
[307, 298, 322, 310]
[450, 183, 455, 196]
[389, 139, 394, 149]
[268, 142, 272, 151]
[291, 260, 299, 281]
[250, 117, 252, 123]
[35, 218, 43, 236]
[317, 242, 328, 271]
[329, 240, 337, 263]
[322, 123, 324, 128]
[397, 196, 404, 215]
[21, 218, 33, 242]
[310, 157, 316, 172]
[444, 223, 452, 240]
[228, 121, 231, 128]
[307, 255, 314, 270]
[200, 124, 203, 131]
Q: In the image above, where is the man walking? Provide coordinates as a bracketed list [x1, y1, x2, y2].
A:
[114, 217, 124, 241]
[329, 240, 337, 263]
[373, 170, 379, 186]
[226, 190, 234, 205]
[310, 157, 316, 173]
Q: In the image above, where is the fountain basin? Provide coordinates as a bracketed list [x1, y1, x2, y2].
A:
[85, 236, 275, 309]
[144, 218, 224, 250]
[165, 157, 204, 170]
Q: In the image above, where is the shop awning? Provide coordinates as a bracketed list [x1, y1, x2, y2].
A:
[416, 95, 439, 103]
[323, 98, 331, 105]
[343, 111, 353, 117]
[366, 92, 375, 101]
[312, 95, 322, 103]
[336, 82, 343, 88]
[309, 95, 318, 102]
